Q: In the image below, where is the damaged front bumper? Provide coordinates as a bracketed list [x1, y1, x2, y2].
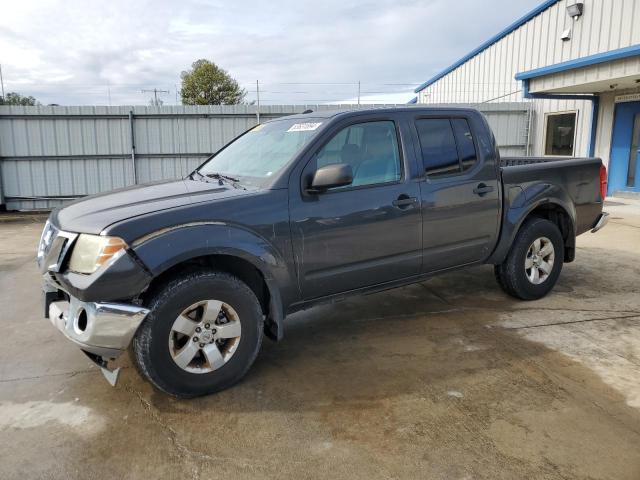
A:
[46, 290, 149, 385]
[47, 295, 149, 358]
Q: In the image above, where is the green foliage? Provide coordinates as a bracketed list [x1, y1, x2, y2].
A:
[180, 59, 246, 105]
[0, 92, 40, 106]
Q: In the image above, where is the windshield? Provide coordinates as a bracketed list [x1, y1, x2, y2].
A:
[197, 118, 324, 188]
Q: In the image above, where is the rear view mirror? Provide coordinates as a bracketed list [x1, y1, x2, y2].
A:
[308, 163, 353, 193]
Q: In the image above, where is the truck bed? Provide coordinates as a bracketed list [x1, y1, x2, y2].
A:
[500, 156, 595, 167]
[499, 156, 604, 236]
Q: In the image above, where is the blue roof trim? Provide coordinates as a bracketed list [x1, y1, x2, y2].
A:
[407, 97, 418, 104]
[414, 0, 560, 93]
[515, 43, 640, 80]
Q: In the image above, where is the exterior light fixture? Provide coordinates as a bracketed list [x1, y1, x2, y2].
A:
[567, 3, 584, 19]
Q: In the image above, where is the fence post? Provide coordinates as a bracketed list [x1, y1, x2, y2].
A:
[0, 159, 5, 211]
[128, 110, 137, 184]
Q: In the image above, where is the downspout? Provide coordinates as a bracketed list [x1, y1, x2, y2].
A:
[128, 110, 137, 184]
[588, 96, 599, 158]
[522, 79, 599, 158]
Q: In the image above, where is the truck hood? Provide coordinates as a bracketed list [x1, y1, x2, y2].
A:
[51, 178, 246, 234]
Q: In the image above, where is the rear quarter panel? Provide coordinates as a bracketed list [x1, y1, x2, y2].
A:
[488, 158, 603, 263]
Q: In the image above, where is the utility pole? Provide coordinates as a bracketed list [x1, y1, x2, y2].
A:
[256, 80, 260, 124]
[0, 64, 5, 100]
[175, 84, 179, 105]
[357, 81, 361, 106]
[141, 88, 169, 106]
[107, 82, 112, 106]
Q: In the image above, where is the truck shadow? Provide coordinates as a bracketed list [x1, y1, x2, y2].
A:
[138, 259, 638, 415]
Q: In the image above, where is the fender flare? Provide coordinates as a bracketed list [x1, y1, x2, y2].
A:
[131, 222, 295, 340]
[488, 183, 576, 264]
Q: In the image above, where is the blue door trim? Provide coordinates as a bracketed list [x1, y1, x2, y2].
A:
[609, 101, 640, 194]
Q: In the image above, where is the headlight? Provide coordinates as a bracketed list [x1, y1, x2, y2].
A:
[68, 234, 127, 274]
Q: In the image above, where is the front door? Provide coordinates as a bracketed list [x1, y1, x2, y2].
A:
[609, 101, 640, 193]
[289, 116, 422, 299]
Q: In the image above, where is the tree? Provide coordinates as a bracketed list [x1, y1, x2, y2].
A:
[0, 92, 40, 106]
[180, 59, 245, 105]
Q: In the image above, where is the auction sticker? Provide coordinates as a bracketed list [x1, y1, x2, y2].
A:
[287, 122, 322, 132]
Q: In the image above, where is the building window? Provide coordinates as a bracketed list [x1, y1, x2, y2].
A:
[544, 112, 577, 156]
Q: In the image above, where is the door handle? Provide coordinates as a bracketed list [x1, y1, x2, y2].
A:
[473, 183, 494, 196]
[392, 195, 418, 209]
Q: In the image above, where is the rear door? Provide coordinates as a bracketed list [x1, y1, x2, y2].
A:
[412, 113, 501, 272]
[289, 113, 423, 299]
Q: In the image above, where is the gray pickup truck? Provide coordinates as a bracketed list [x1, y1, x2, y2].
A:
[38, 107, 609, 397]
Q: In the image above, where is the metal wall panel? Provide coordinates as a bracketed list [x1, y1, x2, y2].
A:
[0, 103, 529, 210]
[417, 0, 640, 161]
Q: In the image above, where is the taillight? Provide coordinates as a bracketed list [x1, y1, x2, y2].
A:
[599, 164, 608, 200]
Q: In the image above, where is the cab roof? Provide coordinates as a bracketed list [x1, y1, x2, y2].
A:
[270, 106, 480, 122]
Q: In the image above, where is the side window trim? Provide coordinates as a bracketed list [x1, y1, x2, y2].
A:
[303, 117, 406, 194]
[413, 114, 483, 182]
[451, 118, 479, 173]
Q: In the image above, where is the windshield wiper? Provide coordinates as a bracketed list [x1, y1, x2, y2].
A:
[204, 172, 246, 189]
[206, 172, 239, 182]
[189, 170, 207, 181]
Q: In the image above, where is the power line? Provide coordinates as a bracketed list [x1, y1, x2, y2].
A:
[141, 88, 169, 106]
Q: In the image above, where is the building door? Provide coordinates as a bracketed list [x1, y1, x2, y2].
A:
[609, 101, 640, 194]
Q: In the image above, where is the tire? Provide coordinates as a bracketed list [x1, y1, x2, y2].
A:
[494, 217, 564, 301]
[131, 270, 263, 398]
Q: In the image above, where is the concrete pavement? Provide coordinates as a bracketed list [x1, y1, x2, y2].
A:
[1, 200, 639, 479]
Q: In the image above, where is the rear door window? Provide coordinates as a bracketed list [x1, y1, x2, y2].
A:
[415, 119, 459, 177]
[415, 117, 479, 177]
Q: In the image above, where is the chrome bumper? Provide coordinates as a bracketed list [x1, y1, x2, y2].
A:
[591, 212, 609, 233]
[48, 296, 149, 359]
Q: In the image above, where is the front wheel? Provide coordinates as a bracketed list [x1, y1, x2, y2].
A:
[494, 217, 564, 300]
[131, 270, 264, 398]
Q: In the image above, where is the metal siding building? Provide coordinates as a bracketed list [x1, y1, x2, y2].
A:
[415, 0, 640, 195]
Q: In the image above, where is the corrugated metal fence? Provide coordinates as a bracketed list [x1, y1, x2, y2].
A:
[0, 102, 532, 210]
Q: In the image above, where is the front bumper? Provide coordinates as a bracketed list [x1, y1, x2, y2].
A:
[591, 212, 609, 233]
[47, 294, 149, 359]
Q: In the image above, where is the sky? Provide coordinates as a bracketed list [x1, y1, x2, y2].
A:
[0, 0, 542, 106]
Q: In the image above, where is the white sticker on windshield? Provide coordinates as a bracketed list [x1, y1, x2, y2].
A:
[286, 122, 322, 132]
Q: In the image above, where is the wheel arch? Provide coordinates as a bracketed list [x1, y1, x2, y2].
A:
[132, 224, 292, 341]
[140, 253, 284, 341]
[488, 190, 576, 265]
[524, 202, 575, 262]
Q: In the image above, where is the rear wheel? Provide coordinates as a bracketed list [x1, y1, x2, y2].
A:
[131, 270, 263, 398]
[494, 218, 564, 300]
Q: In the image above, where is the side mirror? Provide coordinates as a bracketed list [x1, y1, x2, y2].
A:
[308, 163, 353, 193]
